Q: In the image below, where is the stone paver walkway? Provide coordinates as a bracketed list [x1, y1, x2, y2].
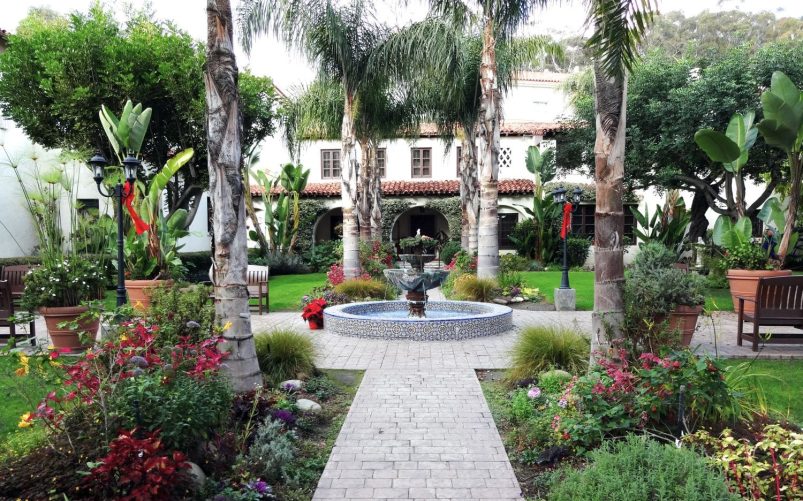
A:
[313, 368, 522, 500]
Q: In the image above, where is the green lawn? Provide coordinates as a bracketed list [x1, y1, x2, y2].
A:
[723, 359, 803, 424]
[520, 270, 734, 312]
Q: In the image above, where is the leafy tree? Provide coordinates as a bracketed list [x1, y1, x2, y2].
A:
[556, 42, 803, 241]
[0, 6, 277, 226]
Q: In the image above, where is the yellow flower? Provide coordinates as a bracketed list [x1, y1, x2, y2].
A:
[15, 354, 29, 376]
[222, 321, 233, 331]
[47, 344, 55, 350]
[119, 334, 129, 342]
[18, 412, 33, 428]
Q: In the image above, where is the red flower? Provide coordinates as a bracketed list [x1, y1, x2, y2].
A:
[302, 298, 327, 321]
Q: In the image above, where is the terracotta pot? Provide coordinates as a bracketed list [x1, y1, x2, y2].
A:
[726, 269, 792, 315]
[308, 318, 323, 330]
[667, 305, 703, 346]
[125, 279, 172, 312]
[40, 305, 99, 351]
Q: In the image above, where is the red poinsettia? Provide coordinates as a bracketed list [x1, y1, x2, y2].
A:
[301, 298, 327, 322]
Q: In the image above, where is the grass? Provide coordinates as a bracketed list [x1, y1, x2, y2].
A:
[102, 272, 328, 313]
[722, 359, 803, 424]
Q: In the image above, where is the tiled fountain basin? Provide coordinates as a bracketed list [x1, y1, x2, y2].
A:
[323, 300, 513, 340]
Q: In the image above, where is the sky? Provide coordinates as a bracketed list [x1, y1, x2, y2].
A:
[2, 0, 802, 92]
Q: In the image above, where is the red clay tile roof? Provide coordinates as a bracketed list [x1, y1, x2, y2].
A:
[251, 178, 535, 198]
[418, 121, 562, 137]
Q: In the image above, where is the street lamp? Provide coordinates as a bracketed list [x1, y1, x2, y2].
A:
[90, 152, 139, 307]
[552, 186, 583, 289]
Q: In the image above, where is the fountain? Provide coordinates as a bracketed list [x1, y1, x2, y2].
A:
[323, 234, 513, 340]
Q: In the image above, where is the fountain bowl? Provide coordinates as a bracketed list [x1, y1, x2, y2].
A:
[323, 300, 513, 340]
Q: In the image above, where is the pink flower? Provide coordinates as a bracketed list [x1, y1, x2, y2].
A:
[527, 387, 542, 399]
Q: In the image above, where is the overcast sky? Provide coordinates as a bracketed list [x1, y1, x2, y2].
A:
[3, 0, 802, 92]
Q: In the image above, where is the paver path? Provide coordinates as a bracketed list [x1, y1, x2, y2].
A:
[313, 368, 522, 501]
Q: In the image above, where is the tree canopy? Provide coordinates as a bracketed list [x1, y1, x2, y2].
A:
[0, 6, 278, 224]
[555, 40, 803, 239]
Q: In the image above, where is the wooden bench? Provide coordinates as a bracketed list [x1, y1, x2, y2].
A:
[209, 264, 270, 315]
[1, 264, 34, 303]
[737, 276, 803, 351]
[0, 280, 36, 345]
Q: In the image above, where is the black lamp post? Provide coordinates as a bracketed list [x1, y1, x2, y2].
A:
[552, 186, 583, 289]
[90, 153, 139, 307]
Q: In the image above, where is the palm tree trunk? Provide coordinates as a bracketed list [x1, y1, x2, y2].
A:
[369, 138, 382, 242]
[778, 154, 801, 263]
[205, 0, 261, 392]
[357, 137, 372, 241]
[460, 131, 480, 253]
[590, 63, 628, 363]
[476, 20, 500, 279]
[341, 92, 360, 278]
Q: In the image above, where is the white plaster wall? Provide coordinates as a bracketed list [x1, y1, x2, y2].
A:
[504, 80, 572, 122]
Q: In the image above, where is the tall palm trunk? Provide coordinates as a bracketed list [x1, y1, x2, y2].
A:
[205, 0, 261, 392]
[369, 138, 382, 242]
[476, 20, 500, 278]
[460, 130, 480, 253]
[357, 137, 372, 241]
[341, 92, 360, 278]
[590, 63, 628, 362]
[778, 154, 801, 263]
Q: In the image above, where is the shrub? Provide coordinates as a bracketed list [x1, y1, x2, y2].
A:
[507, 326, 589, 382]
[555, 236, 591, 268]
[498, 271, 525, 289]
[180, 251, 213, 283]
[547, 435, 738, 501]
[254, 330, 316, 385]
[112, 371, 232, 451]
[685, 425, 803, 500]
[304, 375, 341, 401]
[334, 278, 394, 300]
[146, 283, 215, 346]
[453, 274, 498, 302]
[304, 240, 342, 272]
[21, 256, 106, 310]
[632, 241, 677, 270]
[243, 417, 296, 483]
[448, 250, 476, 274]
[538, 369, 573, 394]
[250, 251, 310, 276]
[510, 218, 536, 258]
[327, 263, 346, 286]
[500, 253, 530, 274]
[359, 240, 395, 278]
[723, 241, 769, 270]
[439, 240, 462, 265]
[703, 254, 729, 289]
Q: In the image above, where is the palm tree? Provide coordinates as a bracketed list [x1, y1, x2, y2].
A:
[379, 15, 561, 256]
[240, 0, 381, 278]
[205, 0, 262, 392]
[585, 0, 655, 360]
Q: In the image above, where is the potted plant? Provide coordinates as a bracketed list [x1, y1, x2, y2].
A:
[20, 257, 105, 350]
[99, 101, 193, 311]
[625, 243, 707, 348]
[301, 298, 327, 330]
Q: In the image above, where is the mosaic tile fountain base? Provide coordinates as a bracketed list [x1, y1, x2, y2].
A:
[323, 300, 513, 340]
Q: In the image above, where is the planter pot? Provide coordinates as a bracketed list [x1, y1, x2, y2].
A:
[40, 305, 99, 351]
[308, 318, 323, 330]
[667, 305, 703, 346]
[125, 279, 172, 312]
[726, 269, 792, 315]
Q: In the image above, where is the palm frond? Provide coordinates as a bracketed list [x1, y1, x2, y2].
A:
[585, 0, 657, 77]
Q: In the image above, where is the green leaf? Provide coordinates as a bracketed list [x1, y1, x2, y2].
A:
[712, 216, 733, 247]
[147, 148, 194, 210]
[128, 107, 152, 155]
[734, 217, 752, 243]
[694, 129, 741, 163]
[99, 106, 122, 158]
[117, 100, 133, 150]
[770, 71, 801, 106]
[757, 118, 797, 153]
[725, 114, 746, 149]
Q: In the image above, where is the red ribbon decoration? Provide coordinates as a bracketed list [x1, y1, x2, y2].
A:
[123, 181, 150, 235]
[560, 202, 572, 239]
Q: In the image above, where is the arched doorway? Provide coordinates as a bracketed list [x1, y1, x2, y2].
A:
[391, 206, 449, 242]
[312, 207, 343, 246]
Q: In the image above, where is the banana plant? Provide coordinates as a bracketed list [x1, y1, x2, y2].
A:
[755, 72, 803, 263]
[251, 163, 310, 253]
[694, 111, 758, 218]
[99, 100, 152, 164]
[517, 146, 559, 262]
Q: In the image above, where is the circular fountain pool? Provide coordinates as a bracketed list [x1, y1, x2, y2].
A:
[323, 300, 513, 340]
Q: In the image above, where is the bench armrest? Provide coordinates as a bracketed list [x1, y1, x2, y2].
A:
[735, 296, 756, 303]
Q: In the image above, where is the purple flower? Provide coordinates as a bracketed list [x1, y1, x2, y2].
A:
[247, 479, 271, 495]
[510, 286, 521, 297]
[186, 320, 201, 329]
[527, 387, 541, 399]
[558, 398, 568, 408]
[271, 409, 296, 425]
[129, 355, 149, 368]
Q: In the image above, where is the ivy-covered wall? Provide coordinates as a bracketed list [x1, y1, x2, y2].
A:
[295, 198, 328, 254]
[424, 197, 461, 242]
[381, 198, 412, 242]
